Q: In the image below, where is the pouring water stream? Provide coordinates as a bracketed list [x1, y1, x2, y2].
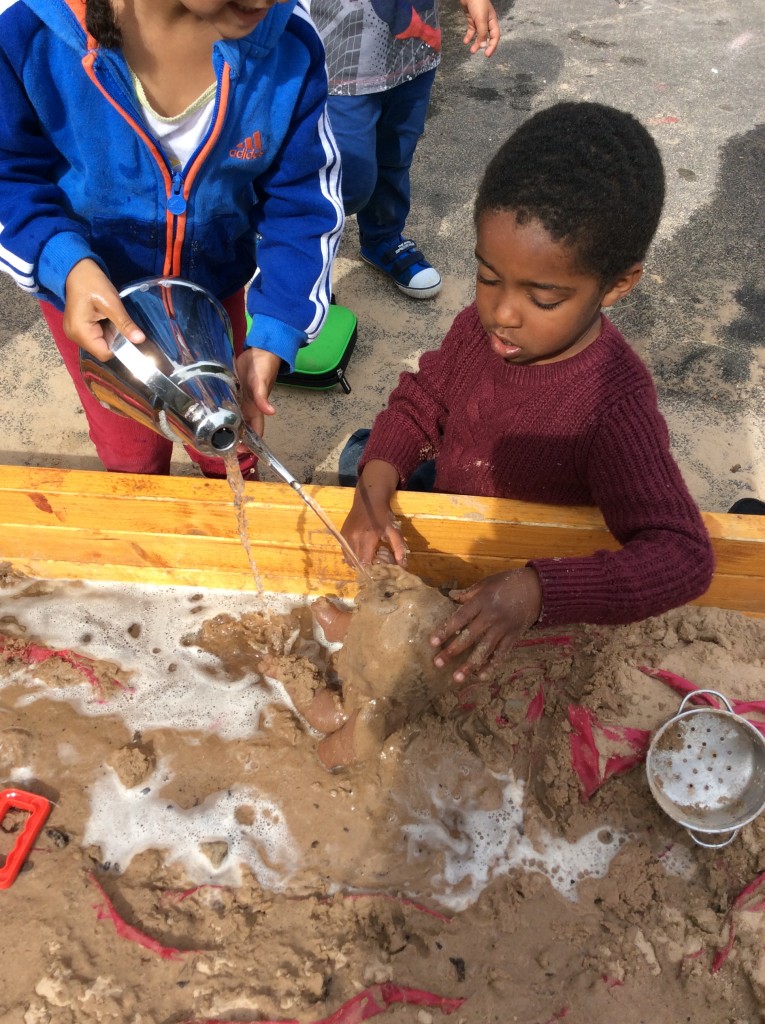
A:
[241, 425, 370, 579]
[77, 277, 370, 582]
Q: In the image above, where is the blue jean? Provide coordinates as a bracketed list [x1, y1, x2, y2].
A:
[339, 428, 436, 491]
[327, 69, 437, 249]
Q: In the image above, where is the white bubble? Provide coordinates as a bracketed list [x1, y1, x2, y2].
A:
[84, 760, 299, 887]
[399, 772, 626, 912]
[1, 580, 306, 739]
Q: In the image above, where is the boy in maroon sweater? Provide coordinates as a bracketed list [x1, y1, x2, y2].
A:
[341, 101, 714, 682]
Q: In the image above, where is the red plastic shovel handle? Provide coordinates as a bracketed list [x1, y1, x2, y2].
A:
[0, 788, 51, 889]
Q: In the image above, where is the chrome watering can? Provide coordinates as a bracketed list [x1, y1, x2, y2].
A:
[79, 277, 301, 489]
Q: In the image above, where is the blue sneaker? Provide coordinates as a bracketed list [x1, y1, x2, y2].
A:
[360, 236, 442, 299]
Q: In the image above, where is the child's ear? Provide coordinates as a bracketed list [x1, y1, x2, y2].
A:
[601, 263, 643, 308]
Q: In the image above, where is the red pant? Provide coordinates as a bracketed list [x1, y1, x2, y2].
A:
[40, 291, 257, 477]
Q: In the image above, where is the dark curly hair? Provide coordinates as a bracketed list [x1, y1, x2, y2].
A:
[86, 0, 122, 48]
[474, 102, 665, 283]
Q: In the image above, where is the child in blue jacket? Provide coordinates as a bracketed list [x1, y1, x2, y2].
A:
[0, 0, 344, 476]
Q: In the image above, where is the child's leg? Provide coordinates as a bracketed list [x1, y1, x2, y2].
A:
[326, 94, 382, 217]
[355, 69, 437, 249]
[338, 428, 371, 486]
[40, 301, 173, 474]
[338, 429, 435, 491]
[407, 460, 437, 492]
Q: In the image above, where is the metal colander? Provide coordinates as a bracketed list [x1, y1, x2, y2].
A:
[646, 689, 765, 848]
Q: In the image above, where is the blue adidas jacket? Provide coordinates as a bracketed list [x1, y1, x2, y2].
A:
[0, 0, 344, 369]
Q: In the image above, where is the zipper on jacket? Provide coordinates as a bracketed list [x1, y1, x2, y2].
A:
[168, 172, 187, 215]
[82, 48, 231, 278]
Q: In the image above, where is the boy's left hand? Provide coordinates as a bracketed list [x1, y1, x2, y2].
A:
[430, 567, 542, 683]
[236, 347, 282, 437]
[459, 0, 500, 57]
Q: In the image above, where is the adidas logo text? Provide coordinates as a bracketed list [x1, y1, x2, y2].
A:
[231, 131, 265, 160]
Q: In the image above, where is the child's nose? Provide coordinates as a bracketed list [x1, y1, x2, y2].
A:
[494, 289, 523, 328]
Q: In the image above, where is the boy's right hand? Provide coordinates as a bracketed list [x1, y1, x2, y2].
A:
[341, 460, 407, 565]
[63, 259, 144, 360]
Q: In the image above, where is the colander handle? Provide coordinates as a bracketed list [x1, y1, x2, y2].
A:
[687, 827, 739, 849]
[678, 689, 734, 715]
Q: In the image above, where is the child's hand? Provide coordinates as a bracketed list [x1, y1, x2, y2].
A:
[459, 0, 500, 57]
[341, 459, 407, 565]
[430, 567, 542, 683]
[343, 504, 407, 567]
[235, 347, 282, 437]
[63, 259, 145, 360]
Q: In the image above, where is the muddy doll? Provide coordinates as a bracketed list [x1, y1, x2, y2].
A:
[259, 566, 456, 768]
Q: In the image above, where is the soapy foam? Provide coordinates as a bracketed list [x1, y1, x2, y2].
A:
[2, 579, 308, 739]
[57, 742, 80, 766]
[400, 774, 627, 911]
[83, 760, 298, 888]
[2, 578, 629, 908]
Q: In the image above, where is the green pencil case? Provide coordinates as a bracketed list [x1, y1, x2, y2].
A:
[245, 304, 358, 394]
[277, 304, 358, 394]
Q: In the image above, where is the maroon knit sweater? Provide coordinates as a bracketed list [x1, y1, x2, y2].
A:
[360, 304, 714, 627]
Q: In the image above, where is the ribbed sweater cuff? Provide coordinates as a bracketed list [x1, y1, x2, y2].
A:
[530, 556, 614, 627]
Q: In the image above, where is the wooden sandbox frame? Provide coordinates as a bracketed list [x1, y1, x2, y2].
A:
[0, 466, 763, 616]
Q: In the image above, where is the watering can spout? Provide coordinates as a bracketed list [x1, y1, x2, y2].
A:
[79, 277, 368, 573]
[80, 277, 245, 456]
[79, 276, 316, 495]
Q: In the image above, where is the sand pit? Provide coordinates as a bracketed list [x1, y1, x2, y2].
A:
[1, 567, 764, 1024]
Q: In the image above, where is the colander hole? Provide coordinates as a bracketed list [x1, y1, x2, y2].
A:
[688, 783, 695, 790]
[701, 741, 707, 747]
[682, 758, 688, 764]
[692, 768, 698, 775]
[689, 726, 696, 733]
[726, 766, 732, 771]
[686, 744, 693, 750]
[704, 784, 710, 791]
[711, 751, 717, 758]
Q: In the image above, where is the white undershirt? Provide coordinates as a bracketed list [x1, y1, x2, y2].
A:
[131, 71, 216, 170]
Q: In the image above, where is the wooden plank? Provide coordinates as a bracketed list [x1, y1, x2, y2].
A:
[0, 466, 763, 612]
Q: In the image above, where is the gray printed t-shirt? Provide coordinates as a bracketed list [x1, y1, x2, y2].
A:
[309, 0, 441, 95]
